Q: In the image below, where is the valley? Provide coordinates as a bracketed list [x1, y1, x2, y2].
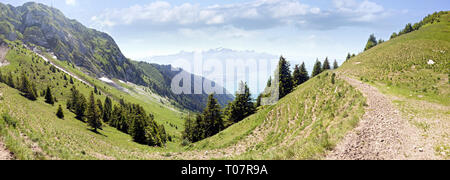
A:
[0, 2, 448, 160]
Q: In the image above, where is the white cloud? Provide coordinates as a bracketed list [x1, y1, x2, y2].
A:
[65, 0, 76, 6]
[91, 0, 387, 31]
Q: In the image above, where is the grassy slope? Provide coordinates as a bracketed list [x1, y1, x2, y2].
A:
[190, 73, 366, 159]
[337, 12, 450, 158]
[0, 42, 186, 159]
[188, 12, 450, 159]
[339, 13, 450, 105]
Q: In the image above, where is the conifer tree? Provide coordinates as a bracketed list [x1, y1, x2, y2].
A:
[7, 72, 14, 88]
[226, 82, 255, 123]
[323, 57, 331, 70]
[75, 93, 87, 121]
[45, 86, 54, 105]
[20, 73, 36, 101]
[87, 91, 102, 132]
[311, 59, 322, 77]
[333, 60, 339, 69]
[255, 94, 262, 108]
[278, 56, 293, 99]
[293, 62, 309, 86]
[56, 105, 64, 119]
[346, 53, 351, 61]
[103, 97, 112, 123]
[292, 64, 301, 86]
[364, 34, 378, 51]
[202, 94, 223, 138]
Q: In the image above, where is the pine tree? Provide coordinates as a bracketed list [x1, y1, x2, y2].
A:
[20, 73, 36, 101]
[226, 82, 255, 123]
[346, 53, 351, 61]
[103, 96, 112, 123]
[45, 86, 54, 105]
[390, 32, 398, 39]
[129, 105, 147, 144]
[255, 94, 262, 108]
[56, 105, 64, 119]
[75, 92, 87, 121]
[278, 56, 293, 99]
[183, 113, 195, 142]
[202, 94, 223, 138]
[7, 72, 14, 88]
[333, 60, 339, 69]
[298, 62, 309, 84]
[292, 64, 301, 86]
[267, 76, 272, 87]
[293, 62, 309, 86]
[69, 77, 74, 84]
[323, 57, 331, 70]
[364, 34, 378, 51]
[311, 59, 322, 77]
[86, 91, 102, 132]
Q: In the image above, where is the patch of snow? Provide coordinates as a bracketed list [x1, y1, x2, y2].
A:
[427, 60, 435, 65]
[99, 77, 114, 83]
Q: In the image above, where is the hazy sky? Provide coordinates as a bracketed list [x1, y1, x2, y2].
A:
[2, 0, 448, 61]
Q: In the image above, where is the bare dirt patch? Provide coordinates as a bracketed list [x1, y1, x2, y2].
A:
[0, 140, 14, 160]
[326, 76, 443, 160]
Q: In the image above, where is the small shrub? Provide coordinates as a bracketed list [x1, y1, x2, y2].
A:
[2, 112, 17, 128]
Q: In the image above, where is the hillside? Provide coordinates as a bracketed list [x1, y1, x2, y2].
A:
[0, 2, 232, 112]
[171, 11, 449, 159]
[133, 61, 233, 111]
[0, 5, 448, 160]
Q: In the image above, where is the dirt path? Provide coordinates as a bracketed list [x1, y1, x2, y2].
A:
[326, 76, 440, 160]
[0, 140, 13, 160]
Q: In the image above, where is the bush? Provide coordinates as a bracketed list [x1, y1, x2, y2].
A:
[2, 112, 17, 128]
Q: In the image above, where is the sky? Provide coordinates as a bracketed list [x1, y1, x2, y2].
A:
[2, 0, 448, 60]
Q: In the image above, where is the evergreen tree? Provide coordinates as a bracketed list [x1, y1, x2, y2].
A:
[202, 94, 223, 138]
[7, 72, 14, 88]
[129, 105, 147, 144]
[267, 76, 272, 87]
[56, 105, 64, 119]
[293, 62, 309, 86]
[255, 94, 262, 108]
[183, 113, 195, 142]
[103, 97, 113, 123]
[20, 73, 36, 101]
[226, 82, 255, 123]
[69, 77, 74, 84]
[323, 57, 331, 70]
[346, 53, 351, 61]
[311, 59, 322, 77]
[364, 34, 378, 51]
[278, 56, 293, 99]
[86, 91, 102, 132]
[45, 86, 54, 105]
[75, 93, 87, 121]
[292, 64, 301, 86]
[333, 60, 339, 69]
[390, 32, 398, 39]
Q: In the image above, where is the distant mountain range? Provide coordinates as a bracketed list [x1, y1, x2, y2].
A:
[141, 48, 279, 95]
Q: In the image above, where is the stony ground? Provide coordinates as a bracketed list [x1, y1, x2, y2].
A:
[326, 75, 445, 160]
[0, 140, 13, 160]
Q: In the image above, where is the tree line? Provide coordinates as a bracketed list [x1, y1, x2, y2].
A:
[0, 62, 167, 147]
[390, 11, 446, 39]
[183, 56, 340, 143]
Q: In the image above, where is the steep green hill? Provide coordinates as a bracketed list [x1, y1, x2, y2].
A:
[340, 12, 449, 105]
